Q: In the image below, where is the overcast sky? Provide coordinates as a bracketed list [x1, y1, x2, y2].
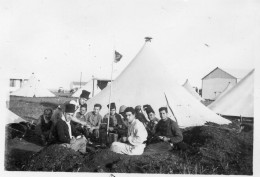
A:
[1, 0, 259, 89]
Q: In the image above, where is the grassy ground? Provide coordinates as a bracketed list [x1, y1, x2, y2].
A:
[6, 96, 254, 174]
[9, 96, 75, 121]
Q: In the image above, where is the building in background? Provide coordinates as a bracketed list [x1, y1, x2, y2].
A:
[9, 74, 28, 93]
[201, 67, 237, 100]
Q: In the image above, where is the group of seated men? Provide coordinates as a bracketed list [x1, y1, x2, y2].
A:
[35, 90, 186, 155]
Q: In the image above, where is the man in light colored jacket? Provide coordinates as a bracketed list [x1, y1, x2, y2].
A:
[110, 107, 148, 155]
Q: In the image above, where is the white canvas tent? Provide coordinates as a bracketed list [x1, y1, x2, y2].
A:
[72, 78, 111, 98]
[86, 40, 230, 128]
[182, 79, 204, 102]
[6, 109, 26, 125]
[208, 69, 254, 118]
[10, 73, 55, 97]
[214, 82, 233, 101]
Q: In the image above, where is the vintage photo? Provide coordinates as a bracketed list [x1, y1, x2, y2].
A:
[2, 0, 258, 175]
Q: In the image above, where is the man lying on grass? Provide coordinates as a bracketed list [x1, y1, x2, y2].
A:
[53, 103, 88, 154]
[110, 107, 148, 155]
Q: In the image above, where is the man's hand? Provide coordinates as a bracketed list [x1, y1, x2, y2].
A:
[109, 127, 114, 131]
[70, 136, 76, 144]
[121, 136, 127, 143]
[159, 136, 170, 142]
[89, 127, 95, 133]
[162, 136, 170, 142]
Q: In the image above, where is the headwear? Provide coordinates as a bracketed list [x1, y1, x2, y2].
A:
[65, 104, 76, 113]
[119, 105, 127, 113]
[159, 107, 168, 113]
[80, 90, 90, 99]
[107, 102, 116, 110]
[143, 104, 152, 111]
[135, 105, 142, 110]
[146, 107, 155, 115]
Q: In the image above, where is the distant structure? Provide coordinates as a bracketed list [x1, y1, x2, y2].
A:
[70, 81, 88, 90]
[72, 77, 112, 98]
[182, 79, 205, 102]
[201, 67, 237, 100]
[9, 74, 28, 93]
[10, 73, 55, 97]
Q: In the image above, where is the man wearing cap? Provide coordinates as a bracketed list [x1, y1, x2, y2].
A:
[110, 107, 148, 155]
[154, 107, 184, 149]
[102, 102, 124, 133]
[85, 104, 103, 139]
[53, 104, 88, 153]
[35, 108, 53, 145]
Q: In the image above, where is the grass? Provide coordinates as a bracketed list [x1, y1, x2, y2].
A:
[9, 96, 76, 121]
[6, 96, 254, 174]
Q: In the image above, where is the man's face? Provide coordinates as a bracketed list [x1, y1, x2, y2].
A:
[65, 113, 74, 121]
[148, 112, 155, 121]
[159, 110, 168, 120]
[44, 109, 52, 120]
[93, 106, 100, 115]
[110, 108, 116, 116]
[80, 107, 87, 115]
[79, 97, 87, 105]
[126, 112, 135, 123]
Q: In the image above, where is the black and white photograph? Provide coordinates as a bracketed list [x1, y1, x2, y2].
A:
[1, 0, 259, 176]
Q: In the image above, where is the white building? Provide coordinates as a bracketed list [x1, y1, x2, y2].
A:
[9, 77, 28, 92]
[202, 67, 237, 100]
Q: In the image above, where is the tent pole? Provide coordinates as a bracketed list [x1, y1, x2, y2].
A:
[164, 93, 178, 124]
[107, 46, 115, 138]
[92, 76, 95, 97]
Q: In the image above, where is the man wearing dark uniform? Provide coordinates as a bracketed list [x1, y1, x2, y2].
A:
[154, 107, 186, 150]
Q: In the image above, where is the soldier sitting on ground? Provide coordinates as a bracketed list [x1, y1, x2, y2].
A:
[152, 107, 187, 150]
[35, 108, 53, 145]
[85, 104, 102, 141]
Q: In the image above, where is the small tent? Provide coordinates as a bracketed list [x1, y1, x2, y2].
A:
[86, 40, 230, 128]
[72, 78, 111, 98]
[10, 73, 55, 97]
[208, 69, 254, 118]
[182, 79, 204, 102]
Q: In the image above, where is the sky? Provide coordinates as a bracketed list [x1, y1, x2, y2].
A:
[1, 0, 259, 90]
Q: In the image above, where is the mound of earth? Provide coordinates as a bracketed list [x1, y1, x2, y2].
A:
[23, 144, 85, 171]
[21, 124, 253, 174]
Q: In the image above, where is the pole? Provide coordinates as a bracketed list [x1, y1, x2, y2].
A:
[107, 53, 114, 136]
[92, 75, 95, 97]
[80, 72, 82, 88]
[164, 93, 178, 124]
